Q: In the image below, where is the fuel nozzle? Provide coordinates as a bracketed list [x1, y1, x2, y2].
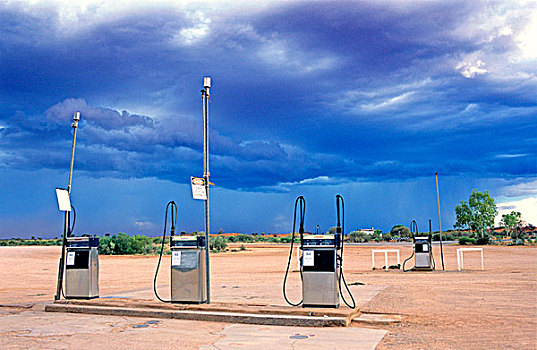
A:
[170, 200, 177, 237]
[335, 194, 343, 249]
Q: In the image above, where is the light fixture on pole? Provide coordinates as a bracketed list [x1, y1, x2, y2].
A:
[201, 77, 211, 303]
[55, 111, 80, 300]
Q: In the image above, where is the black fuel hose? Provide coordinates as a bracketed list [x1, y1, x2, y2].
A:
[402, 220, 418, 272]
[153, 200, 177, 303]
[283, 196, 305, 307]
[58, 204, 77, 299]
[67, 204, 76, 237]
[336, 195, 356, 309]
[428, 220, 436, 271]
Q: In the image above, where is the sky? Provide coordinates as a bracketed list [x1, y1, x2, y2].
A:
[1, 0, 536, 238]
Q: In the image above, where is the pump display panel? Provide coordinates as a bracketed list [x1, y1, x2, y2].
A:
[302, 234, 336, 247]
[171, 236, 205, 248]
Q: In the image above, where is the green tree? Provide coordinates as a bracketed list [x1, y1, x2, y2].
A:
[500, 211, 524, 239]
[454, 190, 498, 239]
[390, 225, 410, 237]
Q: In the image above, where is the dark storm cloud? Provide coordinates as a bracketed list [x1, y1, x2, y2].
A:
[0, 0, 536, 191]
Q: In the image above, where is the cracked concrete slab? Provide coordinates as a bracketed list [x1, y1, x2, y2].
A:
[199, 324, 387, 350]
[0, 310, 224, 349]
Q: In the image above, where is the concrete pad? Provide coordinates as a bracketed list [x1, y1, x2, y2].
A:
[62, 297, 359, 318]
[108, 284, 386, 310]
[199, 324, 387, 350]
[45, 303, 351, 327]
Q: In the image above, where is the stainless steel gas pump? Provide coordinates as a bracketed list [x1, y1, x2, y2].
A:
[301, 234, 340, 307]
[403, 220, 435, 271]
[283, 195, 355, 309]
[154, 201, 207, 304]
[64, 237, 99, 299]
[170, 235, 207, 303]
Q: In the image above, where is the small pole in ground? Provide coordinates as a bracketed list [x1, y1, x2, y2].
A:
[435, 172, 445, 270]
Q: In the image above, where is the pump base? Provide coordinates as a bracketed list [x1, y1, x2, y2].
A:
[171, 300, 207, 304]
[65, 295, 99, 300]
[302, 303, 340, 309]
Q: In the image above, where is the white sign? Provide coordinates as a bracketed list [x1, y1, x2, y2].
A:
[66, 252, 75, 266]
[55, 188, 71, 212]
[172, 251, 182, 266]
[303, 250, 314, 267]
[190, 177, 207, 200]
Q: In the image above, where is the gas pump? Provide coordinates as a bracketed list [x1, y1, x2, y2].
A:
[283, 195, 355, 308]
[154, 201, 207, 303]
[64, 236, 99, 299]
[403, 220, 435, 272]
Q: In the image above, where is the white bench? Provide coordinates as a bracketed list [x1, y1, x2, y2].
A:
[372, 249, 400, 271]
[457, 247, 484, 271]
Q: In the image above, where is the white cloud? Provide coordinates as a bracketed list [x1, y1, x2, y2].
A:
[360, 91, 415, 111]
[500, 180, 537, 197]
[516, 10, 537, 59]
[134, 221, 156, 231]
[172, 10, 211, 46]
[455, 58, 488, 78]
[496, 197, 537, 226]
[257, 39, 339, 74]
[494, 153, 527, 159]
[258, 176, 350, 193]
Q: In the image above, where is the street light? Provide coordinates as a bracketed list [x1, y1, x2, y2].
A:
[201, 77, 211, 303]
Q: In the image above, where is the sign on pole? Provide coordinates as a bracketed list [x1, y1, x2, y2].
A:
[55, 188, 71, 212]
[191, 176, 207, 200]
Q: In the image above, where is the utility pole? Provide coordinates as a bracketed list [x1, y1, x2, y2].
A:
[202, 77, 211, 303]
[55, 112, 80, 300]
[435, 172, 445, 270]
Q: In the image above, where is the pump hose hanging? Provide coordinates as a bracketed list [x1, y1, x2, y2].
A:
[428, 221, 436, 271]
[335, 195, 356, 309]
[153, 200, 177, 303]
[59, 204, 77, 299]
[282, 196, 305, 306]
[402, 220, 418, 272]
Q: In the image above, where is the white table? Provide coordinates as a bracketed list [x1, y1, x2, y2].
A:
[372, 249, 400, 271]
[457, 247, 484, 271]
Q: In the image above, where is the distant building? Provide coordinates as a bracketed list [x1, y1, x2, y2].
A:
[357, 227, 375, 235]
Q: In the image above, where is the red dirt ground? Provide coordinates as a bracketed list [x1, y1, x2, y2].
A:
[0, 244, 535, 349]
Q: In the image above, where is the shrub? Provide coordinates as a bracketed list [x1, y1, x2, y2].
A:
[508, 239, 525, 246]
[98, 233, 156, 255]
[476, 236, 490, 245]
[210, 236, 228, 252]
[433, 234, 454, 241]
[348, 231, 372, 243]
[458, 237, 476, 245]
[228, 234, 255, 243]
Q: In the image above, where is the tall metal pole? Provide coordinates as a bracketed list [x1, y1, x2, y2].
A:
[55, 112, 80, 300]
[202, 77, 211, 303]
[435, 172, 445, 270]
